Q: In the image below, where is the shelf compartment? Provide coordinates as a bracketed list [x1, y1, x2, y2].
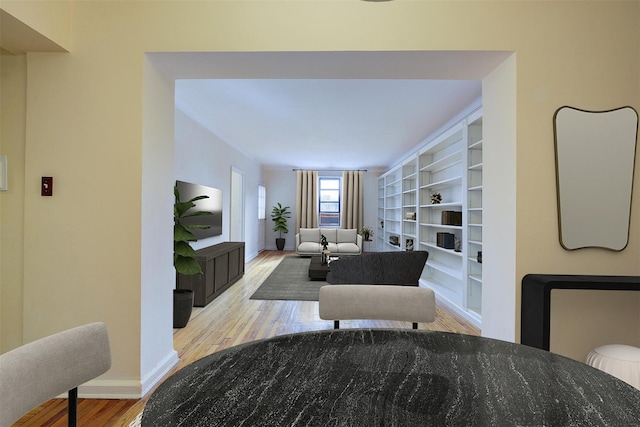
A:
[419, 202, 462, 208]
[467, 279, 482, 317]
[419, 176, 463, 191]
[420, 242, 463, 257]
[425, 259, 463, 280]
[469, 139, 483, 150]
[419, 223, 462, 230]
[420, 151, 463, 173]
[420, 276, 463, 308]
[468, 274, 483, 284]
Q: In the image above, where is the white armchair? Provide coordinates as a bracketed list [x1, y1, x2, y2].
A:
[0, 322, 111, 427]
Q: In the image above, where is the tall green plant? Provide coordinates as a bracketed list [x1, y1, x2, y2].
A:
[271, 203, 291, 238]
[174, 185, 213, 275]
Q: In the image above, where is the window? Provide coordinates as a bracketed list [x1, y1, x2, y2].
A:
[318, 177, 341, 226]
[258, 185, 266, 220]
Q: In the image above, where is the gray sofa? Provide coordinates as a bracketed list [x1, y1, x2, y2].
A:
[295, 228, 362, 256]
[326, 251, 429, 286]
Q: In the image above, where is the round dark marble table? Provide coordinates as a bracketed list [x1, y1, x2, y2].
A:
[143, 329, 640, 426]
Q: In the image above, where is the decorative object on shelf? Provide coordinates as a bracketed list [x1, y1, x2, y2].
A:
[389, 235, 400, 246]
[477, 251, 482, 263]
[442, 211, 462, 226]
[271, 203, 291, 250]
[405, 212, 416, 220]
[431, 192, 442, 204]
[405, 238, 414, 251]
[436, 232, 455, 249]
[359, 225, 374, 241]
[174, 184, 213, 328]
[454, 236, 462, 252]
[380, 220, 384, 229]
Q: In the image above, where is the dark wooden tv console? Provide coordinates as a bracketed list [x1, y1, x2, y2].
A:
[177, 242, 245, 307]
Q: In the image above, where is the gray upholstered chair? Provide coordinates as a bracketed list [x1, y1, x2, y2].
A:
[0, 322, 111, 427]
[319, 284, 436, 329]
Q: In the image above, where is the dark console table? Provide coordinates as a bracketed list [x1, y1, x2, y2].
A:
[521, 274, 640, 351]
[177, 242, 244, 307]
[142, 329, 640, 426]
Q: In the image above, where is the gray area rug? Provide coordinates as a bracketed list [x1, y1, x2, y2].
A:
[250, 256, 327, 301]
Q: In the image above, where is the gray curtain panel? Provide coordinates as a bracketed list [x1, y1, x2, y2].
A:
[296, 170, 318, 232]
[341, 170, 364, 230]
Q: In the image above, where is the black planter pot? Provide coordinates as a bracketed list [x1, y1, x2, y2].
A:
[173, 289, 194, 328]
[275, 238, 285, 250]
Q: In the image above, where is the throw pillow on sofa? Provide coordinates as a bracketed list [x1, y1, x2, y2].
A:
[337, 229, 357, 243]
[299, 228, 320, 243]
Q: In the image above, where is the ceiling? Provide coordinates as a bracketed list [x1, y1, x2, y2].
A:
[176, 79, 482, 171]
[156, 51, 513, 171]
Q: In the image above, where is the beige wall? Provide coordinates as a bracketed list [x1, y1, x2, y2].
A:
[0, 53, 27, 352]
[1, 1, 638, 396]
[0, 0, 72, 52]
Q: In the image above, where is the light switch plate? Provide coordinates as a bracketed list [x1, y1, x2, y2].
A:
[42, 176, 53, 196]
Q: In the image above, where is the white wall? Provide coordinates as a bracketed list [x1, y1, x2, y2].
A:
[175, 109, 264, 261]
[482, 55, 517, 341]
[264, 169, 381, 251]
[140, 56, 178, 397]
[265, 170, 297, 250]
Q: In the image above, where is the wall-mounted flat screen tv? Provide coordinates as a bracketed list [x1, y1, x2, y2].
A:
[176, 180, 223, 239]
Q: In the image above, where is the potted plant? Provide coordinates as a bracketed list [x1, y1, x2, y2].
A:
[271, 202, 291, 250]
[359, 225, 374, 241]
[173, 185, 213, 328]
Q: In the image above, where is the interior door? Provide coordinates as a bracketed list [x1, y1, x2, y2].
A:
[230, 168, 245, 242]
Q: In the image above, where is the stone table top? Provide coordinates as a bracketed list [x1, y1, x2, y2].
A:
[143, 329, 640, 426]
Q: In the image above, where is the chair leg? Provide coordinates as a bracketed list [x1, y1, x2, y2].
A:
[412, 322, 418, 330]
[334, 320, 340, 329]
[68, 387, 78, 427]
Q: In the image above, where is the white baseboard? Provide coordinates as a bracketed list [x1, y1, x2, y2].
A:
[140, 349, 179, 397]
[70, 349, 179, 399]
[246, 250, 259, 262]
[77, 380, 143, 399]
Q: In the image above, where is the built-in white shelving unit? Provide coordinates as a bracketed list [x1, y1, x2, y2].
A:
[382, 168, 403, 251]
[376, 108, 483, 327]
[401, 159, 418, 251]
[465, 110, 483, 321]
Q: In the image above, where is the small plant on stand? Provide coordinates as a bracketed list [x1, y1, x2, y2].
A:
[359, 225, 374, 241]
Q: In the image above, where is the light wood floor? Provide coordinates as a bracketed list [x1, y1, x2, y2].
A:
[15, 250, 479, 426]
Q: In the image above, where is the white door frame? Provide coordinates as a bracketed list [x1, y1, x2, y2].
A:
[230, 167, 245, 242]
